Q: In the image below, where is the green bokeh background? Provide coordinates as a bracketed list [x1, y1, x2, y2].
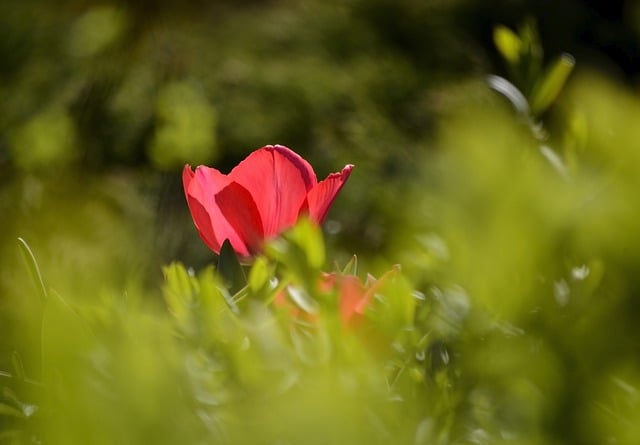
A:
[4, 1, 640, 444]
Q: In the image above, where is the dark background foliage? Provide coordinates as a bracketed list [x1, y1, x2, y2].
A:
[3, 0, 639, 266]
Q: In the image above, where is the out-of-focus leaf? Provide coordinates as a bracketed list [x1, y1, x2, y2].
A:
[493, 25, 522, 64]
[149, 81, 218, 170]
[341, 255, 358, 276]
[286, 218, 325, 270]
[162, 262, 198, 328]
[198, 265, 239, 319]
[67, 6, 128, 57]
[367, 266, 415, 337]
[530, 53, 575, 116]
[9, 109, 78, 170]
[266, 219, 325, 288]
[248, 256, 272, 294]
[290, 322, 331, 366]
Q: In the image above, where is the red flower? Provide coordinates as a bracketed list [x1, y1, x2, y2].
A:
[274, 267, 400, 327]
[321, 268, 399, 326]
[183, 145, 353, 257]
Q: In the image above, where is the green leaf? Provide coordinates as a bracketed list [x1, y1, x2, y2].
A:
[493, 25, 522, 65]
[265, 219, 325, 289]
[199, 265, 239, 315]
[289, 219, 325, 270]
[218, 239, 247, 294]
[248, 256, 272, 294]
[162, 262, 198, 327]
[290, 322, 331, 366]
[519, 19, 542, 58]
[269, 218, 325, 269]
[530, 53, 575, 116]
[367, 266, 415, 336]
[341, 255, 358, 276]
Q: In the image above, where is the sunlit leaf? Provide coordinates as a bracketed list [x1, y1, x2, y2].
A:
[340, 255, 358, 276]
[493, 25, 522, 65]
[285, 218, 325, 270]
[367, 266, 415, 336]
[265, 219, 325, 287]
[530, 53, 575, 116]
[199, 265, 239, 316]
[162, 262, 198, 327]
[248, 256, 272, 294]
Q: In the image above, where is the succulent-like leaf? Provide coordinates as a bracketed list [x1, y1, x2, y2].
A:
[530, 53, 575, 116]
[493, 25, 522, 64]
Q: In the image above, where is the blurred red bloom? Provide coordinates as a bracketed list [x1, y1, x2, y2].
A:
[183, 145, 353, 257]
[322, 268, 399, 326]
[275, 267, 399, 327]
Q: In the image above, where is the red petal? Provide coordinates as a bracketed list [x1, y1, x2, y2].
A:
[306, 164, 354, 223]
[182, 165, 195, 200]
[215, 182, 265, 255]
[270, 145, 317, 191]
[229, 145, 317, 237]
[183, 165, 220, 253]
[338, 275, 367, 324]
[188, 166, 258, 257]
[354, 267, 400, 316]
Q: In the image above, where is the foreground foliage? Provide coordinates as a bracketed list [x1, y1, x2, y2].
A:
[5, 71, 640, 443]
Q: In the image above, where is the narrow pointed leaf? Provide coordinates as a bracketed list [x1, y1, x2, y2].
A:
[530, 53, 575, 116]
[341, 255, 358, 276]
[218, 239, 246, 294]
